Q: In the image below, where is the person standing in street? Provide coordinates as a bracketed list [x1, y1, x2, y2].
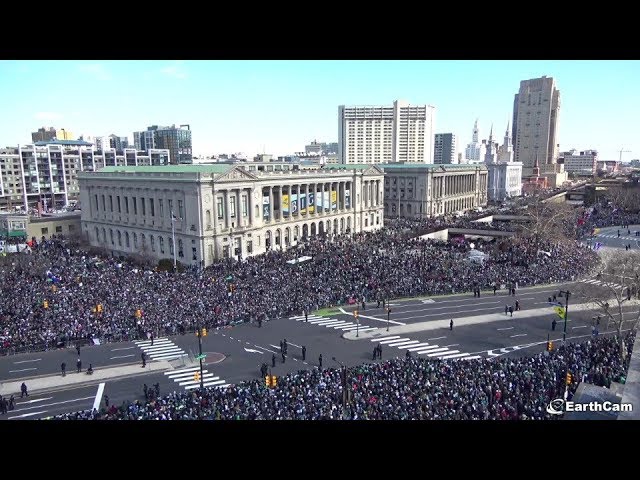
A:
[76, 344, 81, 356]
[61, 362, 66, 376]
[305, 310, 308, 322]
[141, 352, 146, 368]
[143, 384, 149, 400]
[450, 319, 454, 330]
[76, 358, 82, 373]
[20, 382, 28, 398]
[301, 345, 306, 361]
[318, 354, 323, 368]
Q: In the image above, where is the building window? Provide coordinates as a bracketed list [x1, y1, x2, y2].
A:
[110, 229, 114, 245]
[242, 195, 248, 217]
[109, 195, 113, 212]
[94, 194, 99, 212]
[102, 228, 106, 243]
[41, 227, 49, 235]
[95, 227, 99, 240]
[192, 247, 197, 261]
[133, 232, 138, 249]
[247, 241, 253, 254]
[230, 197, 236, 218]
[54, 225, 63, 233]
[117, 196, 121, 213]
[159, 236, 164, 254]
[150, 198, 155, 217]
[169, 237, 174, 255]
[101, 195, 105, 211]
[178, 200, 184, 219]
[159, 199, 164, 218]
[124, 197, 129, 214]
[125, 231, 130, 248]
[168, 199, 173, 216]
[217, 197, 223, 219]
[150, 235, 155, 252]
[117, 230, 122, 247]
[133, 197, 137, 215]
[208, 244, 213, 261]
[178, 239, 184, 258]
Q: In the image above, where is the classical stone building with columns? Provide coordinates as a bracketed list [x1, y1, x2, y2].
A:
[381, 163, 488, 218]
[78, 164, 384, 267]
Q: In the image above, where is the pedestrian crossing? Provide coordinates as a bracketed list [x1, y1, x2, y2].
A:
[578, 278, 626, 291]
[369, 335, 482, 361]
[164, 366, 231, 391]
[597, 233, 638, 239]
[289, 314, 379, 333]
[134, 337, 188, 361]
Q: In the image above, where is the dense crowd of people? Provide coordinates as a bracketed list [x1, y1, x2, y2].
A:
[52, 332, 635, 420]
[0, 223, 599, 353]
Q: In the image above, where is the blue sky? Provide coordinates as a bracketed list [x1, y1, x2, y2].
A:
[1, 60, 638, 161]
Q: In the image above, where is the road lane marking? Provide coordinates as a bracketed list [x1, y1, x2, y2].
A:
[13, 359, 42, 364]
[111, 347, 136, 351]
[370, 336, 400, 342]
[431, 350, 460, 357]
[378, 337, 410, 345]
[443, 344, 459, 348]
[9, 368, 37, 373]
[110, 354, 135, 359]
[497, 327, 514, 331]
[92, 383, 105, 411]
[17, 397, 53, 405]
[421, 348, 450, 355]
[510, 334, 528, 338]
[572, 325, 588, 329]
[253, 344, 278, 354]
[428, 336, 446, 341]
[439, 352, 470, 359]
[287, 342, 302, 349]
[412, 346, 441, 353]
[166, 366, 201, 374]
[406, 343, 431, 351]
[10, 396, 95, 413]
[9, 410, 48, 419]
[386, 340, 420, 347]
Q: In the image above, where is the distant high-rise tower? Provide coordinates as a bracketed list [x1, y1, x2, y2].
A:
[434, 133, 457, 164]
[32, 127, 74, 143]
[512, 76, 560, 176]
[464, 119, 485, 162]
[136, 125, 191, 164]
[339, 100, 435, 164]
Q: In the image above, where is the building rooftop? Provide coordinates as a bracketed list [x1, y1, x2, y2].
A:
[99, 165, 233, 174]
[323, 164, 376, 171]
[380, 163, 486, 170]
[33, 140, 94, 147]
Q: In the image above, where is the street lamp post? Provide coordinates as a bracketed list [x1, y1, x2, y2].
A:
[386, 307, 391, 332]
[354, 310, 359, 337]
[196, 325, 205, 389]
[558, 290, 571, 345]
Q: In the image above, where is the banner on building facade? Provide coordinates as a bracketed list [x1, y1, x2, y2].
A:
[291, 194, 298, 214]
[282, 194, 290, 214]
[345, 189, 351, 209]
[316, 191, 324, 211]
[299, 194, 307, 214]
[331, 191, 337, 211]
[262, 196, 270, 220]
[307, 193, 315, 213]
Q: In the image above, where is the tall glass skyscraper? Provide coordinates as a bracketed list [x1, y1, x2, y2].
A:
[134, 125, 192, 164]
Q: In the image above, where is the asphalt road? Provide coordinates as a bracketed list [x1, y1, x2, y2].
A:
[2, 279, 637, 419]
[592, 224, 640, 250]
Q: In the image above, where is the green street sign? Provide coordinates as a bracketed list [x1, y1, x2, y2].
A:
[195, 354, 207, 360]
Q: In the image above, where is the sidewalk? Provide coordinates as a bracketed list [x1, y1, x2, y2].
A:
[0, 360, 171, 396]
[342, 302, 625, 341]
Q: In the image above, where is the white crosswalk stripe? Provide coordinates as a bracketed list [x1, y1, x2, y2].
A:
[289, 315, 379, 333]
[578, 278, 625, 290]
[164, 367, 231, 391]
[367, 333, 478, 360]
[134, 337, 188, 361]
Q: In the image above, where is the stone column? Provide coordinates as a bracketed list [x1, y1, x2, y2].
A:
[304, 183, 309, 216]
[329, 181, 334, 215]
[236, 189, 243, 228]
[268, 186, 274, 223]
[223, 189, 230, 229]
[247, 187, 253, 226]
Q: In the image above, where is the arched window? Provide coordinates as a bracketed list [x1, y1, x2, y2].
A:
[117, 230, 122, 247]
[133, 232, 138, 249]
[150, 235, 155, 252]
[178, 239, 184, 258]
[109, 229, 114, 245]
[169, 237, 174, 255]
[206, 210, 212, 229]
[125, 231, 130, 248]
[141, 233, 146, 247]
[159, 236, 165, 254]
[94, 227, 99, 241]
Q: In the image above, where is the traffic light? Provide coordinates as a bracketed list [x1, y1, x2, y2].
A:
[97, 304, 103, 313]
[43, 300, 49, 309]
[353, 310, 359, 319]
[547, 341, 554, 352]
[271, 375, 277, 387]
[566, 372, 572, 385]
[265, 376, 271, 388]
[194, 372, 201, 382]
[202, 328, 207, 337]
[135, 309, 142, 318]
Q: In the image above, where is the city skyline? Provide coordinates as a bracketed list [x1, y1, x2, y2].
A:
[1, 60, 638, 161]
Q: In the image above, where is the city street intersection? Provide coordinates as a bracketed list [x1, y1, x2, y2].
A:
[1, 278, 637, 419]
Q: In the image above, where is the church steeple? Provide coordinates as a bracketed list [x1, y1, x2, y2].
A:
[532, 153, 540, 176]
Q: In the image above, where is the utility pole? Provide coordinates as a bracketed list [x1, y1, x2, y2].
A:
[195, 325, 207, 389]
[332, 357, 349, 420]
[619, 149, 631, 164]
[558, 290, 571, 345]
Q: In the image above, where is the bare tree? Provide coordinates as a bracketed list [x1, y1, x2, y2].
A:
[517, 199, 581, 246]
[572, 250, 640, 357]
[603, 186, 640, 213]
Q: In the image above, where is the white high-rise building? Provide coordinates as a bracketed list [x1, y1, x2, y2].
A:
[485, 124, 522, 201]
[559, 149, 598, 175]
[512, 76, 561, 176]
[464, 119, 486, 163]
[339, 100, 435, 164]
[434, 133, 457, 164]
